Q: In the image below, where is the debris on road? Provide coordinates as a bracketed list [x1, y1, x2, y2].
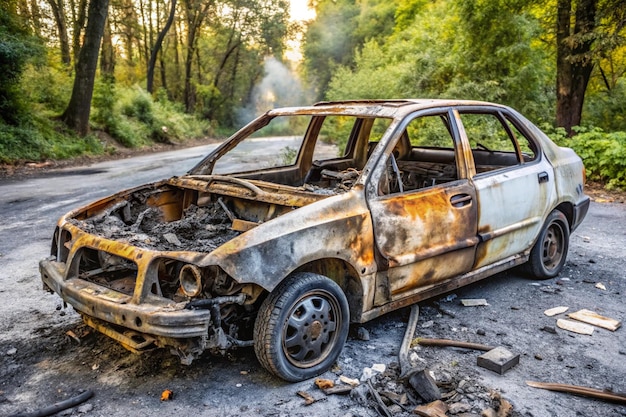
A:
[415, 337, 493, 352]
[595, 282, 607, 290]
[543, 306, 569, 317]
[297, 390, 320, 406]
[568, 309, 622, 331]
[160, 389, 173, 401]
[556, 318, 595, 335]
[413, 399, 448, 417]
[408, 369, 441, 402]
[65, 330, 81, 344]
[314, 378, 334, 390]
[477, 347, 520, 375]
[8, 390, 94, 417]
[339, 375, 360, 387]
[526, 380, 626, 404]
[460, 298, 489, 307]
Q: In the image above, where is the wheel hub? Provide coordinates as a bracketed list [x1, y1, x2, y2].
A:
[310, 320, 323, 340]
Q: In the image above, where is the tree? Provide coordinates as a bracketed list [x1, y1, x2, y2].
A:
[61, 0, 109, 135]
[147, 0, 177, 93]
[556, 0, 597, 135]
[46, 0, 72, 65]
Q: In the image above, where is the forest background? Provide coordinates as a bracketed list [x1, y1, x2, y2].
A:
[1, 0, 626, 189]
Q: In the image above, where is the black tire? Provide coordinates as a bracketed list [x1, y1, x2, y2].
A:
[527, 210, 570, 279]
[254, 272, 350, 382]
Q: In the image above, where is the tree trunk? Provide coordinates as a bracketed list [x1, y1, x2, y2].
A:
[71, 0, 88, 67]
[147, 0, 176, 93]
[100, 15, 115, 76]
[61, 0, 110, 136]
[556, 0, 597, 136]
[46, 0, 72, 66]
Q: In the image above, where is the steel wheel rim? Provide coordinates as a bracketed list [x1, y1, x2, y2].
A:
[281, 290, 342, 368]
[542, 221, 565, 271]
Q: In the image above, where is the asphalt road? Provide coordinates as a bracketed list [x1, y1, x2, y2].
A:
[0, 145, 624, 417]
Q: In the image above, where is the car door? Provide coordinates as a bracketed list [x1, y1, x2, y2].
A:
[457, 108, 557, 269]
[366, 109, 479, 302]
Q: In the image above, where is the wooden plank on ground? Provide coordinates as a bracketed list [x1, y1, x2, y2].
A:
[556, 318, 594, 335]
[568, 309, 621, 331]
[544, 306, 569, 317]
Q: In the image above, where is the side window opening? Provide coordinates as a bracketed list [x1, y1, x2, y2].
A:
[379, 113, 459, 195]
[504, 117, 538, 162]
[305, 116, 392, 193]
[459, 112, 532, 174]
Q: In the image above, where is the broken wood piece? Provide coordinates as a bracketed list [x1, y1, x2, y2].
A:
[460, 298, 489, 306]
[296, 390, 317, 405]
[339, 375, 360, 387]
[477, 346, 519, 375]
[322, 385, 353, 396]
[413, 399, 448, 417]
[567, 309, 621, 331]
[544, 306, 569, 317]
[526, 380, 626, 404]
[556, 318, 594, 335]
[416, 337, 494, 352]
[65, 330, 81, 344]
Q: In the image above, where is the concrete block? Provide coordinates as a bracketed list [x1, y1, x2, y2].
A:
[477, 346, 519, 374]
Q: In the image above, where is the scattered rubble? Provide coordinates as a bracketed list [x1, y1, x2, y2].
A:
[460, 299, 489, 307]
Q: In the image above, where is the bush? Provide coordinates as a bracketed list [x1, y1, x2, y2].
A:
[547, 126, 626, 190]
[0, 116, 103, 163]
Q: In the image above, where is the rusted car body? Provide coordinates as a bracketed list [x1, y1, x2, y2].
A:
[40, 100, 589, 381]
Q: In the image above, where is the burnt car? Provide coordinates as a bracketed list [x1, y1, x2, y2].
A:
[40, 100, 589, 381]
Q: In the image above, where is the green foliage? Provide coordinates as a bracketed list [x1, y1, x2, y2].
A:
[91, 81, 209, 148]
[583, 80, 626, 131]
[279, 146, 298, 165]
[557, 128, 626, 190]
[0, 115, 103, 163]
[326, 0, 552, 123]
[92, 78, 148, 148]
[0, 6, 44, 124]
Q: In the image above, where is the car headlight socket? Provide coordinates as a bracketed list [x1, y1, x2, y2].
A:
[179, 264, 203, 297]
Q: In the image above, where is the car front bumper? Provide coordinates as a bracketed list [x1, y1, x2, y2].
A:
[39, 256, 212, 340]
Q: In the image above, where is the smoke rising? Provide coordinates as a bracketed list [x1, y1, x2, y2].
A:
[236, 56, 311, 125]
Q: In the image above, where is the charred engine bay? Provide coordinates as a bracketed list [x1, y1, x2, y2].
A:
[69, 190, 241, 253]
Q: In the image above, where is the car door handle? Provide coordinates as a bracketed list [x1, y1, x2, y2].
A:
[450, 193, 472, 208]
[538, 171, 549, 184]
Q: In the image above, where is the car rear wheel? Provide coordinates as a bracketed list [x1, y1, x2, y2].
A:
[527, 209, 570, 279]
[254, 272, 349, 381]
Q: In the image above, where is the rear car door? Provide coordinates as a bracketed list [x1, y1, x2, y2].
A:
[456, 108, 557, 268]
[366, 109, 479, 301]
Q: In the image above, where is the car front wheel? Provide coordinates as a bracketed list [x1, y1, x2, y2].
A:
[527, 209, 570, 279]
[254, 272, 349, 382]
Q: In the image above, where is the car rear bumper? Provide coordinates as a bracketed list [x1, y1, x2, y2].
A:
[571, 196, 591, 232]
[39, 256, 212, 339]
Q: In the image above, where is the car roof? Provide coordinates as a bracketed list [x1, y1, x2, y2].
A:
[265, 99, 510, 119]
